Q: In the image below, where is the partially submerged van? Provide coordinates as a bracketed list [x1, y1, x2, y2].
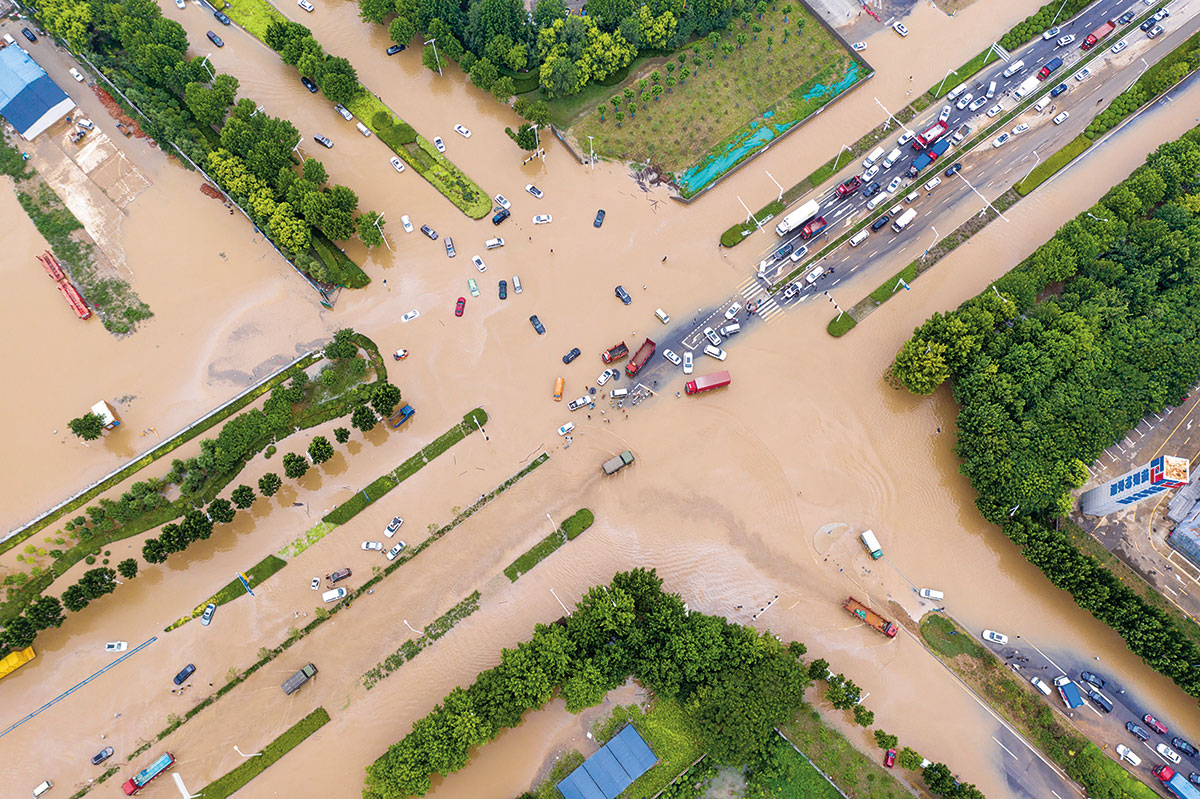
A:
[610, 387, 629, 399]
[355, 121, 372, 137]
[860, 529, 883, 559]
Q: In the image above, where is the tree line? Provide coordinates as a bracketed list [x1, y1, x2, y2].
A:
[891, 127, 1200, 701]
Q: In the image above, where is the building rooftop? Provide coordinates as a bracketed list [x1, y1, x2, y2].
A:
[556, 725, 658, 799]
[0, 44, 75, 139]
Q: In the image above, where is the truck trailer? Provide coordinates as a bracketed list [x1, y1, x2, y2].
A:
[913, 120, 948, 149]
[1153, 766, 1200, 799]
[891, 209, 917, 233]
[602, 451, 635, 475]
[842, 596, 898, 637]
[282, 663, 318, 695]
[774, 199, 820, 236]
[624, 338, 656, 377]
[685, 370, 731, 395]
[1082, 20, 1115, 50]
[123, 753, 174, 795]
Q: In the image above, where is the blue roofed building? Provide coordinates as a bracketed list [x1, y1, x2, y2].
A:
[0, 44, 76, 140]
[557, 725, 658, 799]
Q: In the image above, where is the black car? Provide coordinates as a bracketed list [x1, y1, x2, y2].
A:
[1172, 737, 1199, 758]
[562, 347, 581, 364]
[214, 10, 231, 24]
[492, 207, 510, 225]
[871, 215, 891, 232]
[593, 209, 606, 228]
[21, 27, 36, 43]
[1140, 17, 1156, 31]
[206, 30, 225, 47]
[1086, 689, 1113, 713]
[386, 44, 406, 55]
[614, 285, 632, 304]
[444, 237, 456, 257]
[173, 663, 196, 685]
[862, 181, 882, 197]
[1079, 671, 1105, 689]
[1126, 721, 1150, 741]
[1050, 82, 1068, 97]
[420, 224, 438, 240]
[529, 315, 545, 335]
[301, 76, 318, 93]
[313, 134, 333, 148]
[499, 280, 508, 300]
[1118, 10, 1135, 23]
[92, 746, 114, 765]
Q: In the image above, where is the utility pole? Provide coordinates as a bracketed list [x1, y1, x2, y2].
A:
[373, 211, 390, 251]
[424, 38, 442, 76]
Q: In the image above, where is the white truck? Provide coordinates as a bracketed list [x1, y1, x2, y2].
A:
[891, 209, 917, 232]
[1012, 75, 1040, 100]
[774, 199, 820, 236]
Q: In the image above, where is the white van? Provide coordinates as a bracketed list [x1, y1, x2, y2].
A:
[860, 530, 883, 559]
[805, 265, 825, 284]
[2, 34, 15, 46]
[919, 588, 944, 600]
[33, 781, 53, 798]
[882, 147, 902, 169]
[355, 121, 372, 137]
[1034, 96, 1051, 112]
[849, 229, 870, 247]
[866, 192, 889, 210]
[512, 275, 522, 293]
[655, 308, 670, 324]
[862, 146, 885, 169]
[946, 82, 968, 101]
[1002, 59, 1025, 78]
[610, 387, 629, 399]
[484, 237, 505, 250]
[986, 80, 997, 99]
[719, 322, 740, 336]
[322, 588, 347, 602]
[77, 118, 94, 130]
[904, 190, 919, 204]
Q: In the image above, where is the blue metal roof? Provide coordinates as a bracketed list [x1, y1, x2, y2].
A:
[556, 725, 657, 799]
[0, 45, 70, 137]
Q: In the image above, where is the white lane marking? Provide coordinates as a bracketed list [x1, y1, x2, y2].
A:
[993, 737, 1018, 759]
[1026, 641, 1067, 675]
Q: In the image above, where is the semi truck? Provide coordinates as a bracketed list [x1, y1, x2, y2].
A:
[913, 120, 948, 149]
[601, 341, 628, 363]
[685, 370, 731, 395]
[122, 753, 174, 795]
[1153, 766, 1200, 799]
[1081, 20, 1115, 50]
[799, 216, 828, 240]
[774, 199, 820, 236]
[282, 662, 318, 695]
[602, 451, 634, 475]
[906, 139, 950, 177]
[842, 596, 898, 637]
[891, 209, 917, 233]
[624, 338, 656, 377]
[1052, 676, 1084, 709]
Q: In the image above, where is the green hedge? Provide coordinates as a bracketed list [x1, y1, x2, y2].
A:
[197, 707, 331, 798]
[166, 554, 288, 630]
[371, 110, 418, 149]
[1085, 28, 1200, 142]
[503, 508, 595, 583]
[1014, 134, 1091, 194]
[312, 230, 369, 288]
[498, 65, 540, 94]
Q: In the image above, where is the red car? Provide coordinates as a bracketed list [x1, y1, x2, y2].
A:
[884, 749, 896, 768]
[837, 176, 862, 196]
[1143, 714, 1168, 735]
[454, 297, 466, 317]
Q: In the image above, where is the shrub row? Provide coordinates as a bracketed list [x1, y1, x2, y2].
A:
[362, 592, 481, 690]
[197, 707, 331, 798]
[503, 508, 594, 582]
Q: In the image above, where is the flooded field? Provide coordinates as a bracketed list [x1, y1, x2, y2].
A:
[4, 0, 1200, 797]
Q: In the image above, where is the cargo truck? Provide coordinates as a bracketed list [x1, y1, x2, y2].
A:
[1037, 56, 1063, 80]
[1052, 676, 1084, 709]
[913, 120, 948, 149]
[388, 404, 415, 427]
[122, 753, 174, 795]
[602, 451, 634, 475]
[685, 370, 731, 395]
[601, 341, 629, 363]
[906, 139, 950, 177]
[774, 199, 820, 236]
[842, 596, 898, 637]
[1013, 75, 1040, 99]
[891, 209, 917, 232]
[282, 663, 318, 695]
[799, 216, 827, 240]
[625, 338, 656, 376]
[1153, 766, 1200, 799]
[1081, 20, 1115, 50]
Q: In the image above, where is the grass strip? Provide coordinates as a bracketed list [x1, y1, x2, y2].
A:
[521, 750, 588, 799]
[777, 707, 912, 799]
[1014, 134, 1092, 195]
[322, 408, 489, 525]
[362, 592, 481, 689]
[164, 555, 288, 631]
[760, 736, 841, 799]
[196, 707, 331, 799]
[503, 508, 594, 582]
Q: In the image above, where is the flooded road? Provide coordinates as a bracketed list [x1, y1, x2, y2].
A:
[5, 0, 1200, 796]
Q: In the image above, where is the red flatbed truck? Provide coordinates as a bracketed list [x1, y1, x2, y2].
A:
[624, 338, 655, 377]
[1081, 20, 1115, 50]
[843, 597, 898, 637]
[685, 370, 731, 395]
[602, 341, 629, 363]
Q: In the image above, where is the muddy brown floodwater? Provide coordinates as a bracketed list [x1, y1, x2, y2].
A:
[4, 1, 1200, 797]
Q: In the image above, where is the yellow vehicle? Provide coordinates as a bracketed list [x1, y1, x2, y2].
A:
[554, 377, 564, 401]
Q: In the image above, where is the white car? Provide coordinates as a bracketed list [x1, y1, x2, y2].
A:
[69, 67, 84, 82]
[1074, 68, 1090, 82]
[401, 309, 419, 322]
[512, 275, 522, 293]
[986, 103, 1003, 118]
[433, 136, 445, 152]
[533, 214, 552, 225]
[310, 577, 320, 590]
[471, 255, 487, 273]
[385, 516, 403, 537]
[703, 327, 721, 346]
[386, 541, 407, 561]
[918, 588, 944, 600]
[1157, 744, 1182, 764]
[1053, 111, 1070, 125]
[992, 133, 1010, 148]
[662, 348, 682, 366]
[724, 302, 741, 320]
[956, 92, 974, 110]
[1115, 744, 1141, 766]
[390, 156, 405, 173]
[938, 104, 952, 123]
[105, 641, 128, 653]
[334, 103, 352, 121]
[862, 164, 880, 181]
[892, 21, 908, 37]
[886, 176, 902, 194]
[298, 0, 315, 11]
[361, 541, 383, 551]
[597, 369, 615, 386]
[1010, 123, 1029, 136]
[981, 629, 1008, 645]
[401, 215, 413, 233]
[703, 344, 727, 361]
[1056, 34, 1075, 46]
[682, 350, 693, 375]
[897, 130, 915, 147]
[454, 124, 471, 138]
[923, 176, 941, 192]
[1111, 40, 1128, 54]
[1030, 676, 1052, 696]
[525, 183, 544, 199]
[1042, 26, 1059, 40]
[968, 96, 988, 112]
[557, 421, 575, 436]
[494, 194, 511, 210]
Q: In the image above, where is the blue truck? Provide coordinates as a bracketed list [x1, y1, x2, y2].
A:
[1154, 766, 1200, 799]
[907, 139, 950, 177]
[388, 404, 415, 427]
[1052, 676, 1084, 709]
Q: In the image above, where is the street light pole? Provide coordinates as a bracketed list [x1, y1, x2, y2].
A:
[923, 225, 940, 258]
[952, 170, 1007, 223]
[587, 135, 594, 170]
[403, 619, 421, 635]
[373, 211, 390, 251]
[1049, 0, 1071, 27]
[1020, 150, 1041, 186]
[201, 55, 215, 81]
[291, 137, 304, 163]
[737, 195, 762, 229]
[823, 290, 844, 322]
[234, 746, 262, 758]
[424, 38, 442, 76]
[764, 170, 784, 202]
[934, 67, 958, 99]
[872, 96, 916, 139]
[830, 143, 852, 174]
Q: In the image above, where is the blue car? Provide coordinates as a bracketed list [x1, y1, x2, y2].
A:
[562, 347, 581, 364]
[529, 315, 545, 335]
[1050, 82, 1068, 97]
[499, 280, 508, 300]
[593, 209, 606, 228]
[206, 30, 225, 47]
[492, 208, 510, 225]
[944, 163, 962, 178]
[614, 285, 632, 304]
[214, 10, 231, 24]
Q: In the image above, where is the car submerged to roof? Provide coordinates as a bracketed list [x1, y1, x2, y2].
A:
[386, 43, 405, 55]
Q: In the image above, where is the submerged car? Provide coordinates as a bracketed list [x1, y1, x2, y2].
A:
[593, 209, 606, 227]
[444, 237, 456, 257]
[529, 315, 546, 335]
[562, 347, 581, 364]
[105, 641, 128, 653]
[200, 602, 216, 626]
[454, 124, 472, 138]
[362, 541, 383, 551]
[390, 156, 405, 173]
[615, 286, 632, 305]
[420, 224, 438, 240]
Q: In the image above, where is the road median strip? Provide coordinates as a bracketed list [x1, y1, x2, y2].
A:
[196, 707, 331, 799]
[503, 508, 594, 582]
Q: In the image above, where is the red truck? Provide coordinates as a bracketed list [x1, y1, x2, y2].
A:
[601, 341, 628, 363]
[1081, 19, 1115, 50]
[685, 370, 731, 395]
[624, 338, 656, 377]
[913, 120, 948, 149]
[843, 596, 898, 637]
[1152, 766, 1200, 799]
[799, 216, 827, 240]
[836, 176, 861, 196]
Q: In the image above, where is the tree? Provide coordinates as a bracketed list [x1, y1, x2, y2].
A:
[184, 72, 240, 128]
[319, 57, 360, 104]
[78, 568, 117, 600]
[117, 558, 139, 579]
[736, 31, 748, 48]
[334, 427, 351, 443]
[853, 704, 874, 726]
[26, 595, 65, 630]
[352, 404, 379, 432]
[897, 747, 923, 770]
[874, 730, 898, 750]
[513, 98, 551, 126]
[533, 0, 568, 28]
[891, 338, 950, 395]
[389, 15, 418, 47]
[491, 76, 516, 103]
[358, 211, 386, 247]
[806, 658, 828, 680]
[208, 498, 236, 524]
[422, 43, 443, 73]
[308, 436, 335, 464]
[69, 412, 105, 441]
[142, 537, 168, 564]
[268, 202, 311, 253]
[283, 452, 310, 479]
[61, 584, 90, 613]
[231, 484, 256, 509]
[359, 0, 395, 23]
[466, 0, 525, 54]
[3, 615, 37, 649]
[259, 472, 283, 497]
[372, 383, 404, 417]
[324, 328, 359, 360]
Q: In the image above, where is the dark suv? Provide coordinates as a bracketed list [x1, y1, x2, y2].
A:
[329, 568, 352, 583]
[492, 207, 510, 225]
[871, 215, 891, 232]
[862, 181, 882, 198]
[1172, 737, 1198, 758]
[1126, 721, 1150, 741]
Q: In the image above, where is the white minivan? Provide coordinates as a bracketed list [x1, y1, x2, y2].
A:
[986, 80, 997, 99]
[355, 121, 372, 137]
[849, 229, 870, 247]
[1002, 59, 1025, 78]
[866, 192, 890, 210]
[485, 237, 505, 250]
[862, 146, 885, 169]
[655, 308, 670, 324]
[882, 147, 903, 169]
[34, 781, 53, 798]
[946, 82, 968, 101]
[512, 275, 522, 293]
[322, 588, 347, 602]
[1034, 96, 1052, 112]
